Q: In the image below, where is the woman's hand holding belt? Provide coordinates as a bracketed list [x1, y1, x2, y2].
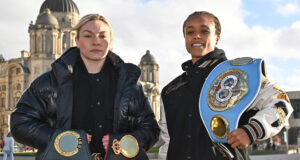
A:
[227, 128, 251, 149]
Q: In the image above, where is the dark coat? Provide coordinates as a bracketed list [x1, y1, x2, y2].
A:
[10, 47, 160, 159]
[162, 49, 250, 160]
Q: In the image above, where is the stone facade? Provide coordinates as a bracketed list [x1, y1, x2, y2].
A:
[139, 50, 160, 121]
[0, 0, 160, 139]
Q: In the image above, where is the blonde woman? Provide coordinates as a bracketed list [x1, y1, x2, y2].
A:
[11, 14, 159, 160]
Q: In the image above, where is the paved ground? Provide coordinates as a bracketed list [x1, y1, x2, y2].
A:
[250, 154, 300, 160]
[0, 153, 299, 160]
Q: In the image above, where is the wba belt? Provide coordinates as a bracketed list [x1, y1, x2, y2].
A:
[199, 57, 264, 143]
[42, 129, 92, 160]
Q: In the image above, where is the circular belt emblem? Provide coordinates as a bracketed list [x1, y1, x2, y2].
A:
[211, 115, 229, 139]
[207, 69, 249, 111]
[54, 131, 82, 157]
[112, 135, 139, 158]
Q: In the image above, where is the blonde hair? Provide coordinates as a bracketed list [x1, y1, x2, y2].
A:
[73, 14, 114, 41]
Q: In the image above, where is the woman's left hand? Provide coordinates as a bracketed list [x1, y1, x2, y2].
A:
[227, 128, 251, 149]
[102, 134, 109, 151]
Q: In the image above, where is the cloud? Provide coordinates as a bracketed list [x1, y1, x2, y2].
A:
[276, 2, 300, 16]
[0, 0, 41, 58]
[224, 22, 300, 60]
[77, 0, 244, 87]
[284, 69, 300, 91]
[0, 0, 299, 90]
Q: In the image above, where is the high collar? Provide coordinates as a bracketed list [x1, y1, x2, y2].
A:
[52, 47, 124, 69]
[181, 48, 227, 72]
[51, 47, 125, 85]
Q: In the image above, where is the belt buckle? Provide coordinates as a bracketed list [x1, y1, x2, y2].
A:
[91, 153, 103, 160]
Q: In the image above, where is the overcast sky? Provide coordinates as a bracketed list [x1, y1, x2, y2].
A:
[0, 0, 300, 91]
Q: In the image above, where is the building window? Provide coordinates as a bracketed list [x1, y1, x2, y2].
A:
[34, 67, 40, 74]
[1, 97, 5, 107]
[16, 84, 21, 90]
[16, 68, 21, 74]
[142, 70, 147, 81]
[149, 71, 153, 82]
[1, 85, 6, 91]
[63, 34, 67, 49]
[291, 99, 300, 119]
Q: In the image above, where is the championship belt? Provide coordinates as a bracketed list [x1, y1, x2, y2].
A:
[105, 134, 149, 160]
[42, 129, 92, 160]
[199, 57, 264, 143]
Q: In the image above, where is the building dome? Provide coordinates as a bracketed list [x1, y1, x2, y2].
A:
[140, 50, 157, 64]
[36, 8, 59, 26]
[39, 0, 79, 14]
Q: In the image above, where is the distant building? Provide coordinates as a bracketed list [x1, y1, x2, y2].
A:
[286, 91, 300, 145]
[139, 50, 160, 121]
[0, 0, 160, 139]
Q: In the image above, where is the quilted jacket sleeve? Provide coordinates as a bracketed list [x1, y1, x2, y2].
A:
[10, 74, 56, 150]
[129, 84, 160, 150]
[112, 83, 160, 152]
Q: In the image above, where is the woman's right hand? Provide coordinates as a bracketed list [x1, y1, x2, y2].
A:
[86, 133, 92, 144]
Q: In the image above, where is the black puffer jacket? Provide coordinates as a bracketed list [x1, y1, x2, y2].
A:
[10, 47, 160, 159]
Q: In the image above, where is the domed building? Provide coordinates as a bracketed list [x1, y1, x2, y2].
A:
[0, 0, 80, 139]
[139, 50, 160, 121]
[30, 0, 80, 58]
[0, 0, 160, 138]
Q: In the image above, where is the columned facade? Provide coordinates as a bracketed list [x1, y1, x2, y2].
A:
[139, 50, 160, 121]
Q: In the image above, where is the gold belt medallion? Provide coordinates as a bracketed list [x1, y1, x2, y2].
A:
[54, 130, 82, 157]
[112, 135, 139, 158]
[211, 115, 229, 139]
